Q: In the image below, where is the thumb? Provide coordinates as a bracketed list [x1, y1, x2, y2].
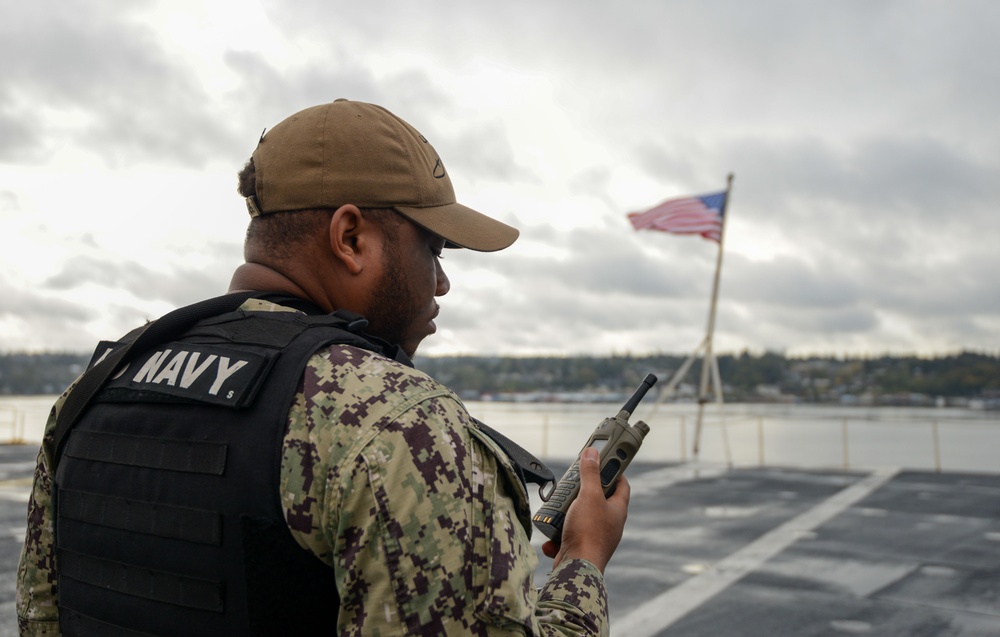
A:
[577, 447, 601, 490]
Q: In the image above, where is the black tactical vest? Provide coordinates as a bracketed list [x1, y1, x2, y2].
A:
[53, 307, 399, 636]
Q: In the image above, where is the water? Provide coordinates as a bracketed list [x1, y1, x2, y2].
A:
[2, 395, 998, 473]
[0, 395, 54, 447]
[463, 400, 1000, 473]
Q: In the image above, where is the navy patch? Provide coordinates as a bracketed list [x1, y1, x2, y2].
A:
[99, 342, 275, 408]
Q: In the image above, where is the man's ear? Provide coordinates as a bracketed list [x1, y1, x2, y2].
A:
[328, 204, 366, 275]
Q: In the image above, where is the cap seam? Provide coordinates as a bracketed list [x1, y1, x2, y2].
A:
[321, 105, 330, 204]
[375, 104, 422, 206]
[254, 144, 266, 211]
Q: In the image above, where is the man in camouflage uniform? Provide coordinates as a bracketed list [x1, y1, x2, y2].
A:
[17, 99, 630, 636]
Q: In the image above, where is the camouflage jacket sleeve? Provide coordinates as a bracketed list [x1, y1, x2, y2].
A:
[16, 385, 74, 636]
[281, 345, 609, 636]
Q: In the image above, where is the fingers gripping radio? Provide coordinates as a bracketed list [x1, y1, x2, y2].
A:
[532, 374, 657, 542]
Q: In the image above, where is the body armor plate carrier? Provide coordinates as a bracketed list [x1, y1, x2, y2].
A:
[54, 307, 384, 636]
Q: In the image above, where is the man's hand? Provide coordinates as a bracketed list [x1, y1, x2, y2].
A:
[541, 447, 630, 573]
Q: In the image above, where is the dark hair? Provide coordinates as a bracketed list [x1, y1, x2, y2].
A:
[237, 157, 256, 199]
[244, 209, 332, 260]
[238, 156, 403, 259]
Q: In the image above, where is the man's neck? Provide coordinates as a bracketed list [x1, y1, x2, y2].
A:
[228, 262, 310, 299]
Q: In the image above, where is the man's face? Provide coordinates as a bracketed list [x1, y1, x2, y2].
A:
[364, 218, 450, 357]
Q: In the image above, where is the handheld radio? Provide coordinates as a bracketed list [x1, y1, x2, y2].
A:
[532, 373, 657, 542]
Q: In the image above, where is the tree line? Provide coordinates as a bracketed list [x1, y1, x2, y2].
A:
[415, 350, 1000, 405]
[2, 350, 998, 405]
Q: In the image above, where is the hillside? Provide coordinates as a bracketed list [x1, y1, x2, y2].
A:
[3, 350, 998, 407]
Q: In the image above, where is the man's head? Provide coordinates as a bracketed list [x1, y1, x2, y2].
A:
[236, 99, 518, 355]
[242, 99, 518, 250]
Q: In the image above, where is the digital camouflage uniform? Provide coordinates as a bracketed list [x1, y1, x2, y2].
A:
[17, 299, 609, 636]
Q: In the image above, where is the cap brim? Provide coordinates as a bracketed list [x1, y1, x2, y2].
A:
[394, 203, 519, 252]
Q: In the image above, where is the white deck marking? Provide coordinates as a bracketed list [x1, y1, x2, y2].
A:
[614, 466, 900, 637]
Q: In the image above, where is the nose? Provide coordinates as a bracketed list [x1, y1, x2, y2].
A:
[435, 259, 450, 296]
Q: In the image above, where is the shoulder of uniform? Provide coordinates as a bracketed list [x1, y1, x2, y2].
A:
[306, 343, 450, 404]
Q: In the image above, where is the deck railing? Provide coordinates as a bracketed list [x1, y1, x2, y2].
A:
[0, 405, 26, 445]
[467, 402, 1000, 474]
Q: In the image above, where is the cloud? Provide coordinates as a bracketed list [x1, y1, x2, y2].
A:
[3, 1, 1000, 357]
[723, 136, 999, 216]
[219, 52, 529, 183]
[0, 190, 21, 212]
[724, 255, 861, 309]
[0, 108, 42, 162]
[42, 252, 233, 308]
[0, 277, 98, 352]
[0, 1, 248, 167]
[0, 284, 94, 324]
[221, 51, 386, 129]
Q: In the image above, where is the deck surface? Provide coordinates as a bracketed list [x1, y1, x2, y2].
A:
[2, 444, 999, 635]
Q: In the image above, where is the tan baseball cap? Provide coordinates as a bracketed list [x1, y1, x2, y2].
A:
[247, 99, 519, 252]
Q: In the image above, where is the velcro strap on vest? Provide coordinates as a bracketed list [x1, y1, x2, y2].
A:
[60, 550, 223, 612]
[59, 489, 222, 545]
[60, 608, 159, 637]
[65, 430, 227, 475]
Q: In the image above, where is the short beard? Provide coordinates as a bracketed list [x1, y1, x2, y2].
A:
[364, 228, 422, 352]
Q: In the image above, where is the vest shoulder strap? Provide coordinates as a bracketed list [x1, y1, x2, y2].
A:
[474, 419, 555, 495]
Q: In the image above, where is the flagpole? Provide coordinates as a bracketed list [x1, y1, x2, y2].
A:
[647, 335, 708, 417]
[692, 173, 734, 460]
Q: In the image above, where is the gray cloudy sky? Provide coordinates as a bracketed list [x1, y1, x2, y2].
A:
[2, 0, 998, 357]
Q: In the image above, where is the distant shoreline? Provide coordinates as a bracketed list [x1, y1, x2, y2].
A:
[4, 397, 998, 472]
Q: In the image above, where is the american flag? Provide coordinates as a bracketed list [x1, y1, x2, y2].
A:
[627, 190, 727, 242]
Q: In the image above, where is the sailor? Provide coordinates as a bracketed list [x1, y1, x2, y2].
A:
[17, 99, 630, 636]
